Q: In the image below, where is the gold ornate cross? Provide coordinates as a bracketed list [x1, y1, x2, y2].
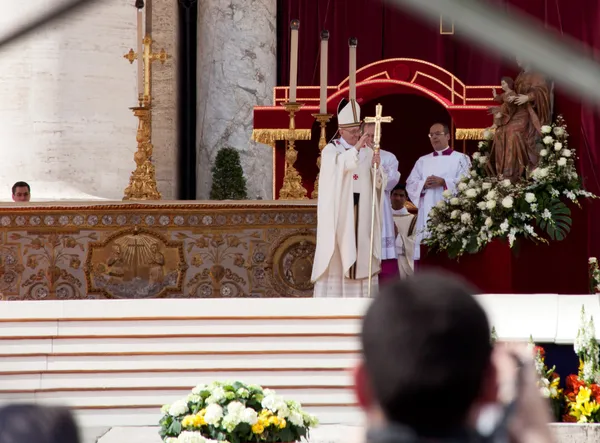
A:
[124, 35, 169, 106]
[364, 103, 393, 153]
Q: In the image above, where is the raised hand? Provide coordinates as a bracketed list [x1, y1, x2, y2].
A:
[354, 134, 370, 150]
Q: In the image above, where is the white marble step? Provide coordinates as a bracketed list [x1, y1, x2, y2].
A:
[0, 319, 361, 337]
[0, 369, 353, 390]
[0, 299, 370, 320]
[0, 335, 360, 355]
[4, 387, 355, 408]
[0, 353, 359, 372]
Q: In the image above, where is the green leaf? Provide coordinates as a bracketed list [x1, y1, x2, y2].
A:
[537, 200, 572, 241]
[168, 420, 182, 435]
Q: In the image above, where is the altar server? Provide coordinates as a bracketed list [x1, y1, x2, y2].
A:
[311, 98, 387, 298]
[362, 122, 400, 283]
[406, 123, 470, 261]
[390, 184, 417, 279]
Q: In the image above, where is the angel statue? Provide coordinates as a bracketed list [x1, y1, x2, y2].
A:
[488, 58, 552, 182]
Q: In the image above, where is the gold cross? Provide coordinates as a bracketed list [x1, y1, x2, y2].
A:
[124, 34, 169, 106]
[364, 103, 393, 152]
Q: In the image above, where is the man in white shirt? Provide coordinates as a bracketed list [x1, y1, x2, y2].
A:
[406, 123, 471, 262]
[311, 98, 387, 298]
[361, 123, 400, 284]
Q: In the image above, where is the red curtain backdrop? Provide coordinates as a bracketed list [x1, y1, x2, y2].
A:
[276, 0, 600, 291]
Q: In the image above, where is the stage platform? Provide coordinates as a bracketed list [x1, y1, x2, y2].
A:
[0, 201, 317, 300]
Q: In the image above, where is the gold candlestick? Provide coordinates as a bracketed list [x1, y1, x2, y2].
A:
[310, 113, 332, 199]
[123, 105, 162, 201]
[279, 102, 308, 200]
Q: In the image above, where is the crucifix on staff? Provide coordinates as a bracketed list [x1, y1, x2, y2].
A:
[364, 104, 393, 297]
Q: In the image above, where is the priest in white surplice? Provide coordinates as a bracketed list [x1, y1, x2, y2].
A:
[312, 99, 387, 298]
[406, 123, 471, 261]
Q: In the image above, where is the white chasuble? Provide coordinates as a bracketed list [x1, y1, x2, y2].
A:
[312, 137, 387, 298]
[406, 149, 471, 260]
[379, 150, 401, 260]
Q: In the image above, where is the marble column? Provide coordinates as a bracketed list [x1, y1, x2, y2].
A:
[196, 0, 277, 200]
[150, 0, 179, 200]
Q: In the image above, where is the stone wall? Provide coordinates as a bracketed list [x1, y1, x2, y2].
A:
[0, 0, 138, 201]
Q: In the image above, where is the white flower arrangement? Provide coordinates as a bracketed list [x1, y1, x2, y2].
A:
[424, 115, 597, 258]
[159, 381, 318, 443]
[590, 257, 600, 294]
[574, 306, 600, 384]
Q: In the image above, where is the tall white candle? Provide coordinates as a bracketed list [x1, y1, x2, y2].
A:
[137, 9, 143, 97]
[289, 19, 300, 103]
[319, 30, 329, 114]
[349, 37, 357, 101]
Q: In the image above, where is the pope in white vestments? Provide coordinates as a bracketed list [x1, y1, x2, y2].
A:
[312, 99, 387, 298]
[406, 123, 471, 261]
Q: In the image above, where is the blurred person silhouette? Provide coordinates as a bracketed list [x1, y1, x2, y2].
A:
[0, 404, 80, 443]
[353, 271, 554, 443]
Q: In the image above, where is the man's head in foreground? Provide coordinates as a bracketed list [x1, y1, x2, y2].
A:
[354, 271, 496, 437]
[12, 181, 30, 202]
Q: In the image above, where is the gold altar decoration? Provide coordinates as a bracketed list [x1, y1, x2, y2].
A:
[123, 106, 162, 201]
[87, 227, 187, 298]
[251, 129, 312, 145]
[0, 202, 317, 300]
[123, 34, 169, 201]
[455, 128, 488, 140]
[124, 35, 169, 107]
[279, 102, 308, 200]
[310, 113, 333, 199]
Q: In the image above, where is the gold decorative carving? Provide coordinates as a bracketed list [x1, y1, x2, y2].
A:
[176, 232, 251, 298]
[455, 128, 488, 140]
[279, 102, 308, 200]
[123, 106, 162, 201]
[265, 230, 316, 297]
[86, 228, 187, 299]
[310, 113, 333, 199]
[9, 232, 96, 300]
[0, 202, 319, 299]
[251, 129, 312, 145]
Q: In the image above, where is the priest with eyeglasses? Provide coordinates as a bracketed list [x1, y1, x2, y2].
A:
[406, 123, 471, 262]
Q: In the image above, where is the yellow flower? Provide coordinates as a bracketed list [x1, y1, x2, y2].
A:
[182, 415, 195, 427]
[569, 387, 600, 423]
[268, 416, 280, 427]
[193, 414, 206, 427]
[577, 387, 592, 404]
[251, 423, 265, 434]
[279, 419, 287, 429]
[182, 413, 206, 428]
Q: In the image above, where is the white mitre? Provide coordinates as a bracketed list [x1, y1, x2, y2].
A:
[337, 98, 361, 128]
